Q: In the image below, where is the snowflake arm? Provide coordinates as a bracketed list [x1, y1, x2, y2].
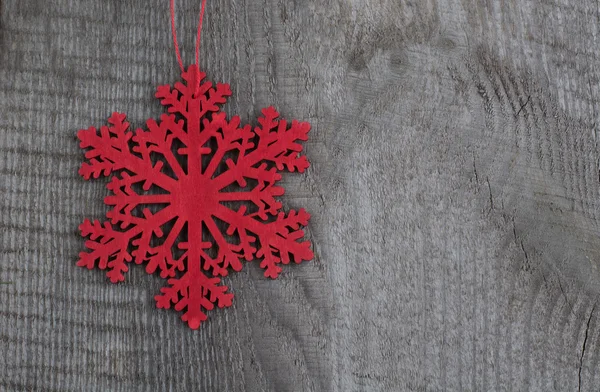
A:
[78, 112, 131, 179]
[251, 107, 311, 173]
[78, 113, 178, 192]
[257, 209, 313, 278]
[77, 219, 131, 283]
[135, 114, 187, 180]
[213, 205, 313, 279]
[211, 107, 310, 191]
[155, 268, 233, 330]
[133, 216, 187, 278]
[78, 207, 175, 282]
[104, 173, 172, 220]
[155, 66, 232, 119]
[202, 216, 245, 276]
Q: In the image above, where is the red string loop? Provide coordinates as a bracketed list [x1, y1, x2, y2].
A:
[170, 0, 207, 72]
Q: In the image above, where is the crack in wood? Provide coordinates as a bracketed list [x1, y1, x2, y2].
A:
[515, 95, 531, 116]
[578, 303, 596, 392]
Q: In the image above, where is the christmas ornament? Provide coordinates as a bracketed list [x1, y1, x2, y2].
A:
[77, 0, 313, 329]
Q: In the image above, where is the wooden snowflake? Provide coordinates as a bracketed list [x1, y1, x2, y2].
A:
[77, 65, 313, 329]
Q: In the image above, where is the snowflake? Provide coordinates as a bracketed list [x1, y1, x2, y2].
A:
[77, 65, 313, 329]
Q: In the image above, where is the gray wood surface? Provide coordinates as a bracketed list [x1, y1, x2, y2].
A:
[2, 0, 600, 390]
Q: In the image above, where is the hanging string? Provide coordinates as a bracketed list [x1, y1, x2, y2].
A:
[195, 0, 207, 67]
[170, 0, 207, 72]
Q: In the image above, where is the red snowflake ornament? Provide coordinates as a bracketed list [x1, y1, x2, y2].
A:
[77, 65, 313, 329]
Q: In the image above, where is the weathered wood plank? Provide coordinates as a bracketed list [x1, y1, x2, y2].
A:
[1, 0, 600, 390]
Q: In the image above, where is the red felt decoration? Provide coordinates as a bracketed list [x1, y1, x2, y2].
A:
[77, 65, 313, 329]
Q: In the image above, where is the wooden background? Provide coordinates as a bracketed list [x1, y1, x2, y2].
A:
[2, 0, 600, 390]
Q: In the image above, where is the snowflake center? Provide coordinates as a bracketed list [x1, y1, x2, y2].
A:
[174, 172, 217, 216]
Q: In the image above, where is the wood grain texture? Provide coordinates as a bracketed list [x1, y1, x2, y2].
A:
[2, 0, 600, 390]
